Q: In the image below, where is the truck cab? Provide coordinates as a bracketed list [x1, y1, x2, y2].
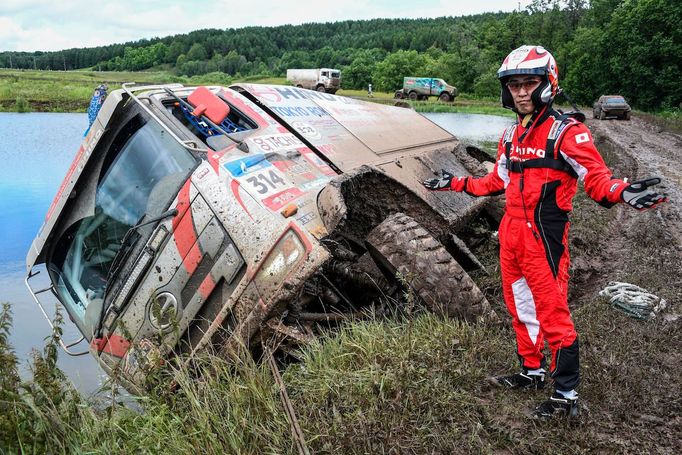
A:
[286, 68, 341, 93]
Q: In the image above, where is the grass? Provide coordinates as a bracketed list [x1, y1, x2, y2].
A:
[0, 69, 508, 116]
[2, 69, 680, 131]
[0, 69, 287, 113]
[338, 88, 514, 116]
[2, 275, 680, 454]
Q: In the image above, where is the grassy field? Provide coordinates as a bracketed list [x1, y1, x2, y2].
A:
[3, 69, 682, 132]
[5, 69, 681, 130]
[0, 69, 512, 116]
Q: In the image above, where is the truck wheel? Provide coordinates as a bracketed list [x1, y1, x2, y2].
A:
[624, 112, 631, 120]
[316, 85, 326, 93]
[599, 109, 606, 120]
[394, 91, 403, 99]
[439, 92, 451, 102]
[365, 213, 494, 322]
[296, 84, 303, 88]
[408, 91, 418, 101]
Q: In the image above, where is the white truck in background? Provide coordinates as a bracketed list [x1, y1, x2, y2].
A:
[286, 68, 341, 93]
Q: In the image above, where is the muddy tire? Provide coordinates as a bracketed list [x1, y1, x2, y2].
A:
[394, 90, 404, 99]
[624, 111, 631, 120]
[599, 109, 606, 120]
[439, 92, 452, 102]
[408, 91, 418, 101]
[316, 85, 326, 92]
[365, 213, 494, 322]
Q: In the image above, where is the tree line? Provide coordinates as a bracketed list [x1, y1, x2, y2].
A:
[0, 0, 679, 110]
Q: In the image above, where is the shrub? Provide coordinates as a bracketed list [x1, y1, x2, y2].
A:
[14, 97, 30, 112]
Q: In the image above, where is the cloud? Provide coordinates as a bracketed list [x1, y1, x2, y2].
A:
[2, 0, 532, 52]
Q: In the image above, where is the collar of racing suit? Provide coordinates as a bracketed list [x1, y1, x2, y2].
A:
[516, 104, 555, 144]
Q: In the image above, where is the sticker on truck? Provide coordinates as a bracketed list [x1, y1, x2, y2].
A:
[223, 154, 304, 211]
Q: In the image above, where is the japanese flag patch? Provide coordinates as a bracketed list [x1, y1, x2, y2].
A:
[575, 132, 590, 144]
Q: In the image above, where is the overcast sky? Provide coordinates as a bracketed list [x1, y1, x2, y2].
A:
[1, 0, 533, 52]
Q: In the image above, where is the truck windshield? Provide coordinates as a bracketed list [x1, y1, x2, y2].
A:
[331, 72, 340, 78]
[47, 120, 196, 337]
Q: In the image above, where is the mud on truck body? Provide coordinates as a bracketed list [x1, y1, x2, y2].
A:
[26, 83, 497, 392]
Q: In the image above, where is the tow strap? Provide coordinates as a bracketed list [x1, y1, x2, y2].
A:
[599, 281, 667, 320]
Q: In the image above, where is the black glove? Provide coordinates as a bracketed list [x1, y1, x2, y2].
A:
[422, 169, 467, 191]
[621, 177, 668, 210]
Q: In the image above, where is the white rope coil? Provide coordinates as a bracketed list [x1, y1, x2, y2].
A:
[599, 281, 667, 320]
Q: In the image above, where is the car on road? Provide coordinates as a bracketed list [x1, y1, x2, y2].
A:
[593, 95, 631, 120]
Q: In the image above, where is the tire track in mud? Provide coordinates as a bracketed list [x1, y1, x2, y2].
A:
[574, 117, 682, 305]
[589, 117, 682, 246]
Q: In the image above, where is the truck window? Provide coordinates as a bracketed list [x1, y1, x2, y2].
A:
[47, 118, 197, 338]
[331, 72, 340, 78]
[321, 71, 329, 77]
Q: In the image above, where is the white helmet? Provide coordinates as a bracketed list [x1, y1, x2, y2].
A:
[497, 45, 559, 111]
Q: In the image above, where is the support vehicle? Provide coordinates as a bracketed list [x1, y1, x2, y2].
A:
[593, 95, 631, 120]
[286, 68, 341, 93]
[26, 83, 497, 391]
[394, 77, 458, 102]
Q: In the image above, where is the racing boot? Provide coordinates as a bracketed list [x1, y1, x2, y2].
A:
[489, 370, 545, 390]
[532, 392, 580, 419]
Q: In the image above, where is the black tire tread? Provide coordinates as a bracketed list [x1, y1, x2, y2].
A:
[366, 213, 493, 321]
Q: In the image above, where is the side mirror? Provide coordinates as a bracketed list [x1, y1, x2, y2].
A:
[187, 86, 230, 124]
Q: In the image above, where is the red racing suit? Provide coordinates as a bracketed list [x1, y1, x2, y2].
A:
[459, 108, 628, 391]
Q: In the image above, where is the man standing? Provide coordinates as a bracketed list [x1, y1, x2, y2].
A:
[422, 45, 667, 419]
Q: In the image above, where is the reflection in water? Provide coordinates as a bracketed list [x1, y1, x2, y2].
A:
[0, 112, 105, 395]
[423, 112, 515, 151]
[0, 111, 512, 394]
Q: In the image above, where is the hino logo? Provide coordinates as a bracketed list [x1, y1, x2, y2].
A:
[514, 145, 546, 158]
[148, 292, 180, 331]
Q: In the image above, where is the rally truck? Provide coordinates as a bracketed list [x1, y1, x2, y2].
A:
[286, 68, 341, 93]
[394, 77, 458, 102]
[26, 83, 497, 392]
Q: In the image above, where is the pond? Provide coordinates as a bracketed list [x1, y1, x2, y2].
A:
[0, 111, 514, 394]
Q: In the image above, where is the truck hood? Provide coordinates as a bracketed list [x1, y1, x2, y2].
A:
[231, 84, 456, 172]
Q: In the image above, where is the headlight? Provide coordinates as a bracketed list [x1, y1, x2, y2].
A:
[256, 229, 306, 283]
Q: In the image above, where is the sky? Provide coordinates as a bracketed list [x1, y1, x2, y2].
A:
[0, 0, 533, 52]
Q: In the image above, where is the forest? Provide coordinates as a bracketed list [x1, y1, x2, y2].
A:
[0, 0, 680, 111]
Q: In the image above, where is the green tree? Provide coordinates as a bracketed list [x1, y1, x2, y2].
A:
[372, 50, 432, 91]
[186, 43, 208, 61]
[343, 49, 383, 89]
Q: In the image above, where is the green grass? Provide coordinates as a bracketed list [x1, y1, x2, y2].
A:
[0, 69, 286, 113]
[2, 69, 681, 131]
[0, 69, 508, 116]
[2, 283, 680, 454]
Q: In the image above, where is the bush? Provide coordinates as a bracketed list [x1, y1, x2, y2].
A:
[14, 96, 30, 112]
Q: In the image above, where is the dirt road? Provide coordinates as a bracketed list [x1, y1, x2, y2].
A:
[589, 116, 682, 244]
[575, 116, 682, 306]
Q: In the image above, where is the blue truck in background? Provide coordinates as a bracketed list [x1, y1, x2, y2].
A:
[394, 77, 458, 102]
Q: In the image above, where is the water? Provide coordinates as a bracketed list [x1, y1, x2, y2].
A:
[423, 112, 515, 147]
[0, 112, 105, 395]
[0, 111, 512, 394]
